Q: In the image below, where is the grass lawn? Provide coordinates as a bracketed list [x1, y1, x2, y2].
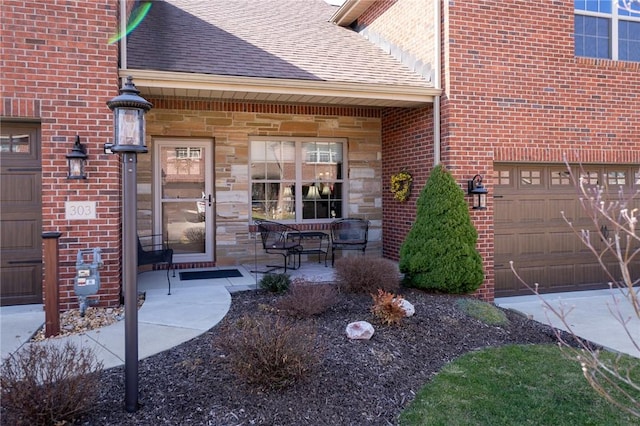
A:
[400, 344, 640, 425]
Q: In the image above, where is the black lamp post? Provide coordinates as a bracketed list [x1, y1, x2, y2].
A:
[467, 174, 488, 210]
[106, 76, 152, 413]
[66, 135, 87, 179]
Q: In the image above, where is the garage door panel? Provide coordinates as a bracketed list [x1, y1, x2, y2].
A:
[1, 219, 39, 251]
[546, 264, 576, 289]
[1, 124, 42, 306]
[517, 232, 546, 256]
[495, 268, 529, 293]
[494, 163, 638, 297]
[0, 173, 38, 204]
[0, 265, 41, 304]
[548, 231, 580, 254]
[519, 199, 547, 223]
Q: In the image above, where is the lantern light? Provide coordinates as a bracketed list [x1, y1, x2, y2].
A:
[467, 174, 488, 210]
[66, 135, 87, 179]
[106, 76, 152, 153]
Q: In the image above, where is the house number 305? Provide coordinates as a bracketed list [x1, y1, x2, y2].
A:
[65, 201, 97, 220]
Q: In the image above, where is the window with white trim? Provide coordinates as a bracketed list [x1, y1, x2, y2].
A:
[250, 138, 346, 222]
[575, 0, 640, 61]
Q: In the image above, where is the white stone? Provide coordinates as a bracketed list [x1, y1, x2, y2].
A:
[345, 321, 375, 340]
[396, 299, 415, 317]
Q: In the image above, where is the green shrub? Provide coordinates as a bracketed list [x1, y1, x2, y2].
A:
[275, 279, 338, 318]
[0, 341, 103, 426]
[456, 298, 509, 326]
[259, 272, 291, 293]
[334, 256, 401, 294]
[399, 164, 484, 293]
[215, 314, 323, 389]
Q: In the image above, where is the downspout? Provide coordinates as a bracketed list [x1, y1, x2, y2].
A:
[433, 0, 442, 166]
[120, 0, 127, 71]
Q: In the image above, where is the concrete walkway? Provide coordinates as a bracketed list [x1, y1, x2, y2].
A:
[0, 263, 335, 367]
[496, 287, 640, 358]
[2, 265, 637, 367]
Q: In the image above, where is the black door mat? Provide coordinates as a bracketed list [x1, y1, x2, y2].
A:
[179, 269, 243, 281]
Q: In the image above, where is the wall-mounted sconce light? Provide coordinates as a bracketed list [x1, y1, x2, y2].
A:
[467, 174, 488, 210]
[66, 135, 87, 179]
[306, 184, 320, 199]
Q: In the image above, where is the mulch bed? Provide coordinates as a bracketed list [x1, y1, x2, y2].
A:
[80, 288, 568, 425]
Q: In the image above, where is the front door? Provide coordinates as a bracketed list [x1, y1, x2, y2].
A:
[155, 139, 214, 263]
[0, 124, 43, 305]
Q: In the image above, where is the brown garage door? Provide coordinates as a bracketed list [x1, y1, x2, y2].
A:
[1, 124, 43, 305]
[494, 163, 639, 297]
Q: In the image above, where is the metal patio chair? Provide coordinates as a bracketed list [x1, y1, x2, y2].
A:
[330, 218, 370, 267]
[254, 219, 303, 272]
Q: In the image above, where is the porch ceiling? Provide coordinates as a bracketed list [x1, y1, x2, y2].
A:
[119, 69, 439, 108]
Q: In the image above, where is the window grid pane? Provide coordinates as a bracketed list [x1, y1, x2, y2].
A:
[251, 139, 345, 222]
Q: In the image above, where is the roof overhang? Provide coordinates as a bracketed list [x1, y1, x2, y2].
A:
[331, 0, 371, 27]
[119, 69, 439, 108]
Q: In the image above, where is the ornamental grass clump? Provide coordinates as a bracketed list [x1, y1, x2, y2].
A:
[275, 279, 338, 318]
[0, 341, 103, 426]
[456, 298, 509, 326]
[215, 314, 323, 389]
[335, 256, 401, 294]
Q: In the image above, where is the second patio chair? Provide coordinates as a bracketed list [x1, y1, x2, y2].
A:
[330, 218, 370, 267]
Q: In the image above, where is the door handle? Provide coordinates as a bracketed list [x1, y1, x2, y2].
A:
[208, 194, 212, 207]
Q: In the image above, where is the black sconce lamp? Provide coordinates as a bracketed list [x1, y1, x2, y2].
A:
[467, 174, 488, 210]
[66, 135, 87, 179]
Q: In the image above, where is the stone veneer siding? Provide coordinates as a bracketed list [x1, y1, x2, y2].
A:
[141, 99, 384, 268]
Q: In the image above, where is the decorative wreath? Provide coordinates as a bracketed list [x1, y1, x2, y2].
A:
[390, 170, 413, 202]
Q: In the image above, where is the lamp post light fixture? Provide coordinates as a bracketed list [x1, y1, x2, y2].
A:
[467, 174, 488, 210]
[66, 135, 88, 179]
[106, 76, 152, 413]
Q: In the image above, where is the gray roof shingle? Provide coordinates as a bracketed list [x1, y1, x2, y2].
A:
[127, 0, 432, 88]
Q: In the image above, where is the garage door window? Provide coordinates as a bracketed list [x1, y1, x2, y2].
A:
[607, 171, 626, 185]
[520, 170, 542, 186]
[551, 170, 571, 186]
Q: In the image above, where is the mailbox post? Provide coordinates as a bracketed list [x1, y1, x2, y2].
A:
[106, 76, 152, 413]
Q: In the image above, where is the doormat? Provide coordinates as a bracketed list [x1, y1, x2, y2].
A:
[179, 269, 243, 281]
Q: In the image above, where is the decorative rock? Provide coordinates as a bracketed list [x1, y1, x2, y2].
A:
[396, 299, 415, 317]
[346, 321, 375, 340]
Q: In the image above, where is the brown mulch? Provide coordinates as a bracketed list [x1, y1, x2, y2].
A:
[79, 288, 566, 425]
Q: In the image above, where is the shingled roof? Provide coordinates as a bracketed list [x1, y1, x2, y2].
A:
[124, 0, 438, 107]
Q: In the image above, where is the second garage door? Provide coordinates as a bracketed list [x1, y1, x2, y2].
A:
[494, 163, 639, 298]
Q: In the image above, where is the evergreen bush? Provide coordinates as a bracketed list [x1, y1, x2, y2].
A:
[258, 273, 291, 293]
[399, 164, 484, 293]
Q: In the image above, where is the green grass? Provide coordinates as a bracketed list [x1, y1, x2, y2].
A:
[455, 297, 509, 326]
[400, 344, 640, 426]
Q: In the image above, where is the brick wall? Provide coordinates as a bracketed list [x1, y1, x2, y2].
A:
[1, 1, 121, 309]
[140, 99, 384, 267]
[364, 0, 639, 301]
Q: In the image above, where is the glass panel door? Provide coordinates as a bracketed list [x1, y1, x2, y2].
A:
[155, 139, 213, 262]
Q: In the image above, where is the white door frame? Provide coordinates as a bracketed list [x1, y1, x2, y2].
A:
[153, 138, 214, 263]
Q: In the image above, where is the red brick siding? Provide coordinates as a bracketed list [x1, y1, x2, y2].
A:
[441, 1, 640, 300]
[381, 106, 434, 259]
[2, 0, 121, 310]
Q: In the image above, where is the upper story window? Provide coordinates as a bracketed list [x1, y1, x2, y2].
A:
[575, 0, 640, 61]
[250, 138, 346, 223]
